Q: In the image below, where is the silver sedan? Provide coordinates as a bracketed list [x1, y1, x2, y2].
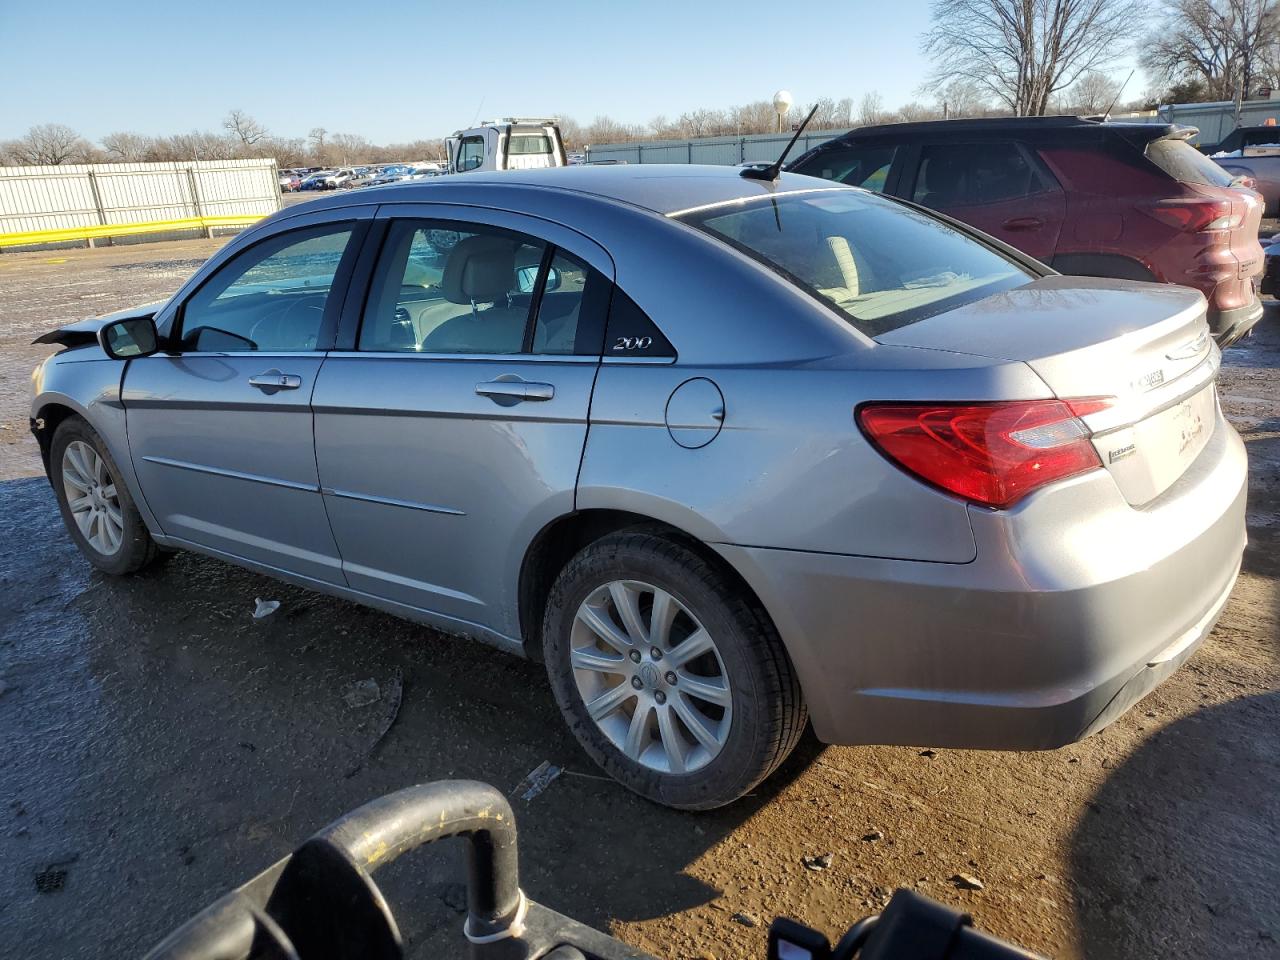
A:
[30, 166, 1247, 809]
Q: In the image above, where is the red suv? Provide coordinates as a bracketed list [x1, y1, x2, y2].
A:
[788, 117, 1264, 346]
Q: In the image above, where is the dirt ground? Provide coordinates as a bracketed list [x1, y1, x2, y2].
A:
[0, 239, 1276, 959]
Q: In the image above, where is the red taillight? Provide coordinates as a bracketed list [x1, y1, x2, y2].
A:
[1147, 199, 1242, 232]
[857, 400, 1110, 509]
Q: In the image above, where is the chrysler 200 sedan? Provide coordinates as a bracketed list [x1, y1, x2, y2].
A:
[30, 165, 1247, 809]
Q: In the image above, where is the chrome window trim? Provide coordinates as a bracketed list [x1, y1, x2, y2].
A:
[322, 350, 599, 363]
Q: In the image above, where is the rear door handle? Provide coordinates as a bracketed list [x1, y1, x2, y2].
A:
[476, 379, 555, 405]
[248, 371, 302, 391]
[1002, 216, 1044, 231]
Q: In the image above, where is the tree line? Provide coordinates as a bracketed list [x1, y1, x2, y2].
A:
[5, 1, 1279, 167]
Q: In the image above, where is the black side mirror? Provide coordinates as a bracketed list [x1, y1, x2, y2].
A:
[98, 315, 159, 360]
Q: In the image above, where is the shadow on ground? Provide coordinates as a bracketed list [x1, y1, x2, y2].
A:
[0, 476, 819, 958]
[1070, 692, 1280, 958]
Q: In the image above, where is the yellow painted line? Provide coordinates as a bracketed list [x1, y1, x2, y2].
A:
[0, 213, 267, 248]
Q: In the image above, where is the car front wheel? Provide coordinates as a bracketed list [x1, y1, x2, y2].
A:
[51, 416, 167, 575]
[543, 530, 807, 809]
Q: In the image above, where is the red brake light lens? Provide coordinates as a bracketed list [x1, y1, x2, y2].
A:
[857, 400, 1109, 509]
[1147, 199, 1241, 232]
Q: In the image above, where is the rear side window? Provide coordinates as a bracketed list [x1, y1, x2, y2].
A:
[912, 142, 1044, 206]
[792, 143, 897, 193]
[509, 134, 552, 156]
[679, 190, 1031, 337]
[1146, 138, 1235, 187]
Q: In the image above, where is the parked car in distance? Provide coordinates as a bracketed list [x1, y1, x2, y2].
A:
[315, 168, 359, 190]
[365, 164, 415, 186]
[278, 171, 301, 192]
[299, 170, 336, 190]
[1209, 125, 1280, 216]
[30, 165, 1246, 809]
[789, 116, 1264, 346]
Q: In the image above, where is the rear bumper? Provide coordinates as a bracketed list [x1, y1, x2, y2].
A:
[1207, 296, 1264, 347]
[717, 411, 1248, 749]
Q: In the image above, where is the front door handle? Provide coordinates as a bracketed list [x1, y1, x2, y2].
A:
[248, 371, 302, 391]
[1002, 216, 1045, 231]
[476, 378, 555, 405]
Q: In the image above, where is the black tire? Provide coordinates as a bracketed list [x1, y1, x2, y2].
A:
[543, 530, 807, 810]
[50, 416, 166, 576]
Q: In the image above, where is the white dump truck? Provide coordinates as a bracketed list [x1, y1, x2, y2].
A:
[445, 118, 569, 174]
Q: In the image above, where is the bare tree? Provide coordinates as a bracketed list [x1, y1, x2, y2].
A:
[858, 91, 886, 125]
[1142, 0, 1279, 101]
[1067, 69, 1125, 111]
[100, 131, 154, 162]
[933, 78, 994, 117]
[223, 109, 268, 147]
[3, 124, 96, 165]
[923, 0, 1143, 116]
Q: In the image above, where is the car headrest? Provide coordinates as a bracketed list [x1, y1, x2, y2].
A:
[442, 236, 516, 304]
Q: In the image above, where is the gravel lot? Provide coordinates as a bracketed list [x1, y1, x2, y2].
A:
[0, 239, 1276, 959]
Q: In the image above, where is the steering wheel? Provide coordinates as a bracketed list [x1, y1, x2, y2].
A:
[248, 297, 323, 351]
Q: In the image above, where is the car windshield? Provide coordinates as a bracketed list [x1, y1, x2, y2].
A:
[677, 190, 1032, 336]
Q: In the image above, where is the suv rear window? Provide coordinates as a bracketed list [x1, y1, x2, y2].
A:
[1146, 138, 1235, 187]
[678, 190, 1031, 337]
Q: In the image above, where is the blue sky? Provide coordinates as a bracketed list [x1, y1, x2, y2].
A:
[0, 1, 1136, 143]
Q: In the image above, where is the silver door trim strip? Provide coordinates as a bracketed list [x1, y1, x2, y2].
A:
[321, 486, 466, 516]
[140, 455, 320, 493]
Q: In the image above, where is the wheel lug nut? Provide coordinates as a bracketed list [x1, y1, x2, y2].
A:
[650, 648, 663, 660]
[665, 671, 677, 685]
[655, 691, 667, 704]
[628, 650, 642, 663]
[631, 676, 643, 690]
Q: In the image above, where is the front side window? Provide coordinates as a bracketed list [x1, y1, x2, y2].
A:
[678, 190, 1031, 337]
[912, 142, 1042, 207]
[178, 225, 353, 352]
[793, 142, 897, 193]
[458, 136, 485, 172]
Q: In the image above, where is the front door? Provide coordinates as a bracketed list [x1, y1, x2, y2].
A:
[123, 220, 365, 584]
[907, 140, 1066, 262]
[312, 211, 612, 637]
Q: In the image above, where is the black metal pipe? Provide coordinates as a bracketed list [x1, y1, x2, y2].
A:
[314, 780, 522, 932]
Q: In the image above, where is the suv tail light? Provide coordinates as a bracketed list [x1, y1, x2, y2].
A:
[1147, 198, 1242, 232]
[857, 399, 1113, 509]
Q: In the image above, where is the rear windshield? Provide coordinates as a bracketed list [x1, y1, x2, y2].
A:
[1146, 138, 1235, 187]
[677, 190, 1032, 337]
[508, 134, 552, 155]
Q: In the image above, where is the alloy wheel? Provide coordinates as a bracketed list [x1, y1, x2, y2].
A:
[570, 580, 732, 774]
[62, 440, 124, 556]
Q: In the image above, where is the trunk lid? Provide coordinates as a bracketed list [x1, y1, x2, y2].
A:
[876, 275, 1217, 505]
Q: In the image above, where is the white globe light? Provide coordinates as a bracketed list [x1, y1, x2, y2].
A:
[773, 89, 794, 116]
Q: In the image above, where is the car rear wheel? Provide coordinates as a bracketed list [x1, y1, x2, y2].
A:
[543, 530, 806, 809]
[51, 417, 167, 575]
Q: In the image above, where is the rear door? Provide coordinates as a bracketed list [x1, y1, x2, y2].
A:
[124, 212, 370, 582]
[905, 139, 1066, 262]
[311, 203, 613, 637]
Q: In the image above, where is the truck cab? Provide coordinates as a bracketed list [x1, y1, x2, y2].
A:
[446, 118, 568, 174]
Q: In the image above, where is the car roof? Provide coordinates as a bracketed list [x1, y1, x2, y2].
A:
[828, 115, 1183, 140]
[294, 164, 839, 216]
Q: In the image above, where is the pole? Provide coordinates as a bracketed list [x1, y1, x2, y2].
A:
[85, 170, 108, 249]
[186, 166, 212, 239]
